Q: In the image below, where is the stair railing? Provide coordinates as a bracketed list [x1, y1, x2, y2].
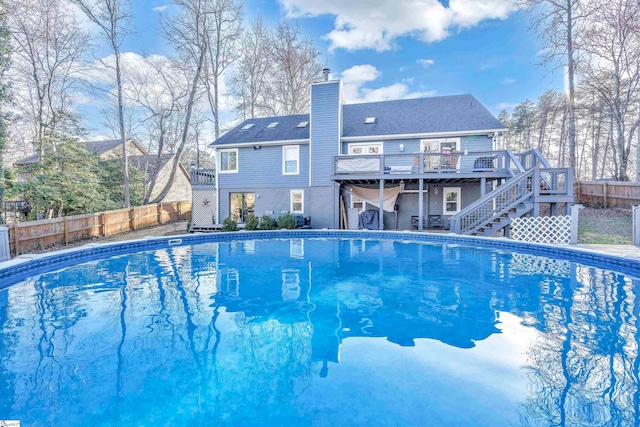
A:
[450, 169, 536, 234]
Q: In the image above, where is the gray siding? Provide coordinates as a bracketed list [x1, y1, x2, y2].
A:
[218, 144, 309, 189]
[341, 135, 492, 155]
[311, 81, 341, 186]
[218, 185, 336, 228]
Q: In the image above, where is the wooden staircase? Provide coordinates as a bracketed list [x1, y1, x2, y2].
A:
[450, 150, 573, 236]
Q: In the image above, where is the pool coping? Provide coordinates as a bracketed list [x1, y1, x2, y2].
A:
[2, 229, 640, 289]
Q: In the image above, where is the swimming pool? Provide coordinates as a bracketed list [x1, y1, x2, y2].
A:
[0, 231, 639, 426]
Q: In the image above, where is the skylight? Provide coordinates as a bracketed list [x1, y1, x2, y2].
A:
[241, 123, 254, 130]
[365, 117, 376, 124]
[297, 121, 309, 128]
[266, 122, 279, 129]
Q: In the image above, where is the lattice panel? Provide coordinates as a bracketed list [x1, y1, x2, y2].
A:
[511, 215, 571, 245]
[192, 189, 217, 226]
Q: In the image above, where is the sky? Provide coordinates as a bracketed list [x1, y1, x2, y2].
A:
[82, 0, 565, 137]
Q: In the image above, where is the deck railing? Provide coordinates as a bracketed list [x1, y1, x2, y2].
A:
[333, 150, 514, 176]
[191, 168, 216, 186]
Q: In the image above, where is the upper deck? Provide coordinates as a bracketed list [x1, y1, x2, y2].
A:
[331, 150, 517, 182]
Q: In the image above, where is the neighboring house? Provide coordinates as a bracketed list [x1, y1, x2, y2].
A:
[14, 139, 192, 203]
[191, 70, 573, 235]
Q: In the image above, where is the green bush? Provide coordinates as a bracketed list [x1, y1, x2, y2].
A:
[221, 217, 238, 231]
[244, 214, 259, 230]
[258, 214, 277, 230]
[278, 213, 298, 229]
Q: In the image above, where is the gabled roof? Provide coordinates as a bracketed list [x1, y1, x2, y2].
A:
[209, 94, 506, 147]
[13, 139, 142, 166]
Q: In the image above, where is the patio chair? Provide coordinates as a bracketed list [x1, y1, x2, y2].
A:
[428, 215, 444, 229]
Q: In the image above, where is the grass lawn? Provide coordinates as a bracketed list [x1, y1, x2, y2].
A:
[578, 207, 632, 244]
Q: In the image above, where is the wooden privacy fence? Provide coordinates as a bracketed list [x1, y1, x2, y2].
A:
[575, 181, 640, 209]
[7, 200, 192, 256]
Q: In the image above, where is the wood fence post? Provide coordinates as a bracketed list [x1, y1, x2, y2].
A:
[14, 224, 19, 256]
[157, 203, 162, 225]
[63, 217, 69, 245]
[130, 207, 136, 231]
[177, 202, 182, 220]
[603, 182, 608, 208]
[101, 212, 106, 237]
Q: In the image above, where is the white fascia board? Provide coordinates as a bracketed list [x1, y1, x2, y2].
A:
[208, 139, 309, 149]
[341, 128, 508, 142]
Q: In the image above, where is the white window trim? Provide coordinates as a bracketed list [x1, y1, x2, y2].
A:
[282, 145, 300, 175]
[218, 148, 238, 174]
[420, 138, 460, 153]
[290, 189, 304, 214]
[348, 142, 383, 155]
[443, 187, 462, 215]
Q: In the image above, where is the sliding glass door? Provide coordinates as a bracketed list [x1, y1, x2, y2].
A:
[230, 192, 255, 223]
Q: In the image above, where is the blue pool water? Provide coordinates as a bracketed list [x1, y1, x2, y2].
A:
[0, 237, 639, 426]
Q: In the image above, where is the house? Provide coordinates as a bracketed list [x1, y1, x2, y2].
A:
[14, 139, 192, 203]
[191, 69, 573, 235]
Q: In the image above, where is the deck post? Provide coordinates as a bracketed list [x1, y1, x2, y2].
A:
[480, 177, 486, 197]
[570, 204, 584, 245]
[418, 179, 424, 232]
[379, 180, 384, 230]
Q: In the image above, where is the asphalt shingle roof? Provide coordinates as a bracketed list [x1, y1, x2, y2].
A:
[211, 114, 310, 146]
[209, 94, 505, 147]
[14, 139, 127, 166]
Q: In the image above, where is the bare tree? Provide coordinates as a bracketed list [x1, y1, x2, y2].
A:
[155, 0, 209, 204]
[579, 0, 640, 181]
[71, 0, 132, 207]
[125, 55, 190, 203]
[6, 0, 88, 155]
[522, 0, 589, 170]
[231, 16, 271, 121]
[201, 0, 243, 139]
[263, 20, 322, 116]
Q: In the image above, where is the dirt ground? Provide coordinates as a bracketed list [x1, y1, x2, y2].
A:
[578, 207, 632, 245]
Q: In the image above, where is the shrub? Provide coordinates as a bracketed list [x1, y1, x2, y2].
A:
[278, 213, 298, 230]
[221, 217, 238, 231]
[258, 214, 277, 230]
[244, 214, 259, 230]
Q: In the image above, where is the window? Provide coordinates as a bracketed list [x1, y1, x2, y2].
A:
[282, 145, 299, 175]
[443, 187, 461, 214]
[266, 122, 279, 129]
[421, 138, 460, 170]
[421, 138, 460, 153]
[297, 121, 309, 128]
[219, 149, 238, 173]
[290, 190, 304, 214]
[241, 123, 254, 130]
[348, 142, 383, 155]
[365, 117, 376, 124]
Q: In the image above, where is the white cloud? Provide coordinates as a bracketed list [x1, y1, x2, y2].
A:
[152, 5, 169, 12]
[501, 78, 516, 85]
[340, 64, 436, 104]
[497, 102, 517, 110]
[280, 0, 518, 51]
[417, 59, 435, 68]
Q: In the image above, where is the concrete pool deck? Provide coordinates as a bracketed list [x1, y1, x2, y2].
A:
[575, 244, 640, 259]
